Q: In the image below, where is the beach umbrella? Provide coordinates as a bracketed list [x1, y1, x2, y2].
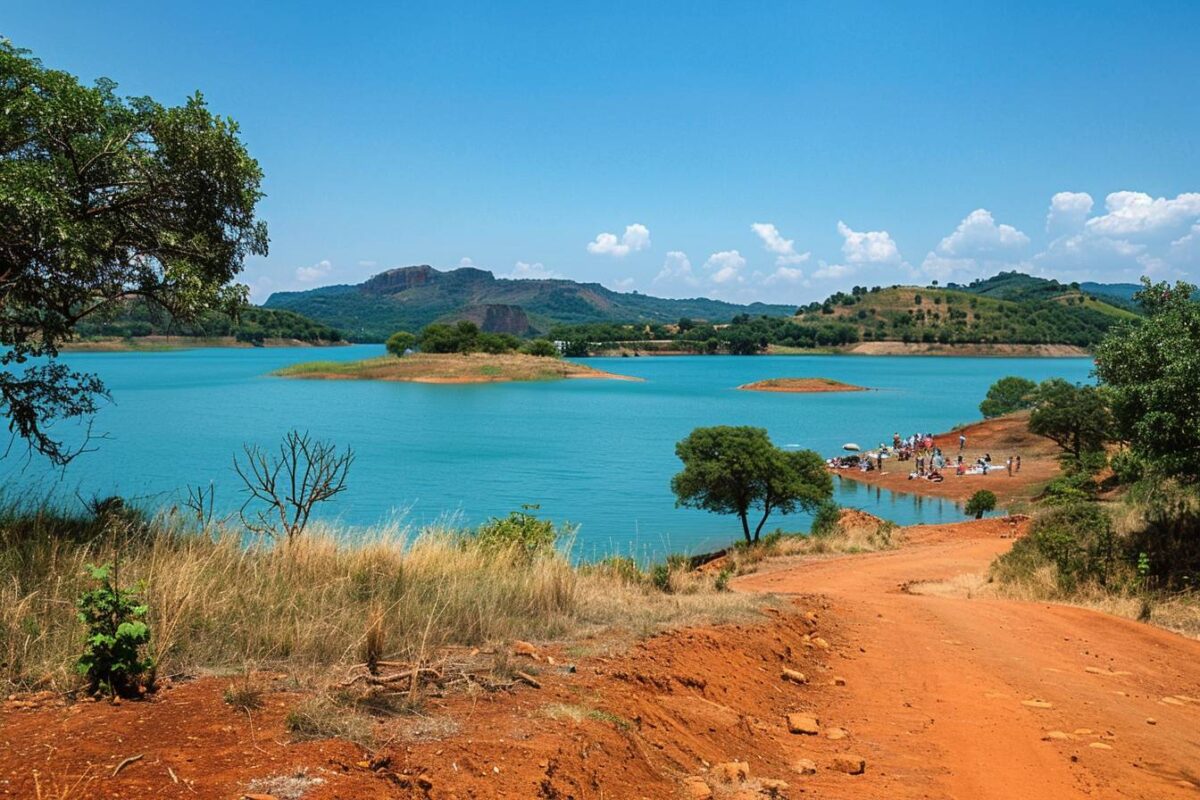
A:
[842, 443, 860, 451]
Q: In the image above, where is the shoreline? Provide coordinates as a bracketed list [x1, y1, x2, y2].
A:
[63, 335, 348, 352]
[829, 411, 1062, 505]
[587, 342, 1092, 358]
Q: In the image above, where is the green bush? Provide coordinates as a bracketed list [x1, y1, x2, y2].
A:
[1027, 503, 1117, 590]
[76, 564, 154, 697]
[1042, 471, 1099, 505]
[964, 490, 997, 519]
[385, 330, 415, 357]
[522, 338, 560, 357]
[1110, 451, 1144, 485]
[473, 507, 559, 561]
[810, 501, 841, 536]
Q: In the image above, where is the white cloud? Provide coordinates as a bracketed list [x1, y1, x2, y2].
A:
[812, 262, 852, 280]
[295, 259, 332, 283]
[704, 250, 747, 284]
[837, 221, 901, 265]
[751, 222, 810, 266]
[459, 256, 476, 268]
[654, 251, 698, 287]
[586, 223, 651, 257]
[763, 265, 805, 285]
[935, 209, 1029, 259]
[1085, 191, 1200, 239]
[503, 261, 563, 280]
[1046, 192, 1094, 234]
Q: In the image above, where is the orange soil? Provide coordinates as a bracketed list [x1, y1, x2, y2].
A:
[4, 520, 1198, 799]
[738, 378, 867, 393]
[833, 411, 1060, 503]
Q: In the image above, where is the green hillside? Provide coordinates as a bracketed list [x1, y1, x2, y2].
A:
[74, 300, 344, 344]
[262, 265, 797, 341]
[798, 281, 1138, 347]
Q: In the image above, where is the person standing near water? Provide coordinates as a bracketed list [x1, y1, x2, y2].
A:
[1006, 457, 1013, 476]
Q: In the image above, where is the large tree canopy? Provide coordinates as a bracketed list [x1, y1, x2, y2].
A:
[670, 425, 832, 543]
[1, 41, 267, 463]
[1027, 378, 1112, 459]
[1094, 279, 1200, 481]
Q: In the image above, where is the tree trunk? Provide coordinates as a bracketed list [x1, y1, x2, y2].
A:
[739, 511, 752, 544]
[753, 505, 774, 541]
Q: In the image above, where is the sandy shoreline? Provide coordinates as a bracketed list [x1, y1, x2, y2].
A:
[830, 411, 1061, 504]
[277, 352, 638, 384]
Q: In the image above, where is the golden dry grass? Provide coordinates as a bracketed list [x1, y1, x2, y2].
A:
[0, 511, 764, 692]
[274, 352, 636, 383]
[737, 377, 867, 393]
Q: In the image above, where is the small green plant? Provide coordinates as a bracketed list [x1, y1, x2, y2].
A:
[650, 563, 671, 592]
[474, 505, 560, 561]
[714, 567, 733, 592]
[76, 564, 154, 697]
[964, 490, 997, 520]
[223, 681, 264, 712]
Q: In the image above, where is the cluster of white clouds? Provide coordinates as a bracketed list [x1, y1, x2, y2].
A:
[266, 189, 1198, 305]
[586, 223, 651, 257]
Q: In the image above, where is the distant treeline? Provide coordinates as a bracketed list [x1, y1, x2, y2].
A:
[75, 300, 344, 344]
[548, 279, 1138, 353]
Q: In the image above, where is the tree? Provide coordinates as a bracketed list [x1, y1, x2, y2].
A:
[670, 426, 832, 544]
[233, 430, 354, 540]
[1028, 378, 1112, 459]
[979, 376, 1038, 418]
[417, 321, 479, 353]
[964, 490, 996, 520]
[1094, 279, 1200, 481]
[385, 331, 415, 357]
[1, 42, 268, 464]
[522, 338, 559, 357]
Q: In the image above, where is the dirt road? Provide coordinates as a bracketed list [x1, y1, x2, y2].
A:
[736, 519, 1200, 799]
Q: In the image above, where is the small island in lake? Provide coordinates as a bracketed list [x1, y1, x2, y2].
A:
[275, 352, 639, 384]
[738, 377, 867, 393]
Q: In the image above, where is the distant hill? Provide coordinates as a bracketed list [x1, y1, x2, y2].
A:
[263, 265, 798, 341]
[796, 276, 1139, 347]
[74, 300, 344, 344]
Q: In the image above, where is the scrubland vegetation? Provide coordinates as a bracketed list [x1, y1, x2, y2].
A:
[0, 501, 767, 694]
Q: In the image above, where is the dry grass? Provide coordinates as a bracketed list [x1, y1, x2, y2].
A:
[737, 377, 866, 393]
[0, 507, 766, 692]
[721, 509, 899, 576]
[274, 352, 635, 383]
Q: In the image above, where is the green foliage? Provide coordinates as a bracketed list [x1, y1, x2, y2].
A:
[979, 376, 1037, 418]
[1110, 451, 1144, 485]
[1, 40, 268, 463]
[964, 490, 997, 519]
[418, 321, 482, 353]
[714, 567, 733, 592]
[810, 501, 842, 536]
[1042, 471, 1098, 505]
[1027, 378, 1112, 458]
[650, 563, 671, 592]
[521, 338, 560, 357]
[73, 302, 343, 344]
[76, 564, 153, 697]
[474, 506, 559, 561]
[671, 426, 832, 543]
[385, 331, 416, 357]
[1094, 279, 1200, 481]
[1028, 503, 1117, 590]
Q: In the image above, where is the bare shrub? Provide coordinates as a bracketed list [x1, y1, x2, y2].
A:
[234, 430, 354, 540]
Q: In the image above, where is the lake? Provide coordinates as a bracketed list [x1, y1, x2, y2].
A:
[4, 347, 1094, 560]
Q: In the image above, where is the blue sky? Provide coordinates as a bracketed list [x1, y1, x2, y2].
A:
[6, 1, 1200, 303]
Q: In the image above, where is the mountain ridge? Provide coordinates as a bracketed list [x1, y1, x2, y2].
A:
[264, 265, 798, 341]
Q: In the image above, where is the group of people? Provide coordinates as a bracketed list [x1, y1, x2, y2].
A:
[826, 428, 1022, 483]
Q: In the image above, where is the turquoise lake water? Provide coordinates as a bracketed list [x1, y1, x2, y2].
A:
[4, 347, 1094, 559]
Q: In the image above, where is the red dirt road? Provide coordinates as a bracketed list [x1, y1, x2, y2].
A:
[737, 519, 1200, 799]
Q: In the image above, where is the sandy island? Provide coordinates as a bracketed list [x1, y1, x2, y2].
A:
[738, 377, 867, 393]
[275, 352, 639, 384]
[830, 411, 1061, 504]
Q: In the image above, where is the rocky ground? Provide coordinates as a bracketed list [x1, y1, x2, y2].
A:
[3, 517, 1197, 799]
